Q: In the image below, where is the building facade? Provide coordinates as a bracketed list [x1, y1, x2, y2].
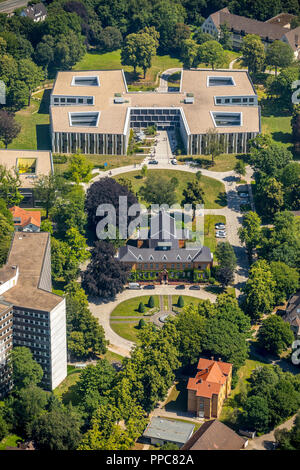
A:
[50, 69, 260, 156]
[0, 233, 67, 395]
[187, 358, 232, 419]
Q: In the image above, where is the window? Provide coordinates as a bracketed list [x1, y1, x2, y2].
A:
[60, 98, 65, 103]
[211, 112, 241, 127]
[67, 98, 76, 103]
[78, 98, 83, 104]
[87, 98, 93, 104]
[208, 76, 235, 87]
[69, 112, 100, 127]
[54, 98, 59, 103]
[232, 98, 241, 103]
[72, 76, 99, 86]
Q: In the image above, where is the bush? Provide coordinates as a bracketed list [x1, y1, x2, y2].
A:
[148, 296, 155, 308]
[177, 295, 184, 308]
[53, 154, 67, 164]
[209, 277, 216, 285]
[138, 318, 146, 329]
[138, 302, 145, 313]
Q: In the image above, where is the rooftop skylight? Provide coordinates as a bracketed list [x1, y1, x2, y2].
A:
[69, 111, 100, 127]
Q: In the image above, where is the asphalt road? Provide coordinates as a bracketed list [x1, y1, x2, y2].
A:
[0, 0, 28, 13]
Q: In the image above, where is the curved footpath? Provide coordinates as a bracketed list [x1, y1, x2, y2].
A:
[89, 286, 217, 357]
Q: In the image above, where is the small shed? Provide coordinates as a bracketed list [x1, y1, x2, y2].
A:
[143, 417, 195, 447]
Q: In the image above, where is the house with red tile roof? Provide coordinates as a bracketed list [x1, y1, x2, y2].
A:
[9, 206, 41, 232]
[187, 357, 232, 419]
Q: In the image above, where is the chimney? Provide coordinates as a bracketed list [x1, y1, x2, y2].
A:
[211, 356, 214, 361]
[218, 357, 221, 361]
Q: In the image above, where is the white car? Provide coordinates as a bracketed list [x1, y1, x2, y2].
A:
[216, 231, 227, 238]
[215, 223, 226, 230]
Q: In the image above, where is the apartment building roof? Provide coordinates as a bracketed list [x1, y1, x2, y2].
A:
[50, 69, 260, 135]
[281, 26, 300, 51]
[1, 233, 63, 312]
[143, 417, 195, 445]
[181, 420, 247, 450]
[9, 206, 41, 229]
[0, 150, 53, 189]
[187, 358, 232, 398]
[210, 7, 288, 40]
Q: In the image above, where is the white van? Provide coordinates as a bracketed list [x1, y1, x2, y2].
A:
[128, 282, 141, 290]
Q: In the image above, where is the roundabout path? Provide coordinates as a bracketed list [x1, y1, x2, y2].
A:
[89, 286, 217, 357]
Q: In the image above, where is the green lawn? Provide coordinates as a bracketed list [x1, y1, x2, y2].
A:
[178, 153, 241, 172]
[74, 50, 183, 90]
[0, 434, 23, 450]
[204, 214, 227, 253]
[111, 295, 159, 317]
[172, 295, 201, 309]
[219, 358, 271, 426]
[114, 169, 227, 209]
[110, 321, 144, 343]
[54, 154, 145, 176]
[261, 115, 293, 149]
[4, 90, 51, 151]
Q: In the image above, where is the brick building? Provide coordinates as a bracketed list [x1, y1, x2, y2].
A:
[187, 358, 232, 418]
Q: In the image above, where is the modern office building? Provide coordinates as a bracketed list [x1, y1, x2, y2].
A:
[50, 68, 260, 156]
[0, 233, 67, 395]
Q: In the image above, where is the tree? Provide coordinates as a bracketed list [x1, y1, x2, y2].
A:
[241, 34, 265, 75]
[77, 359, 116, 399]
[0, 212, 14, 266]
[18, 58, 44, 105]
[177, 295, 184, 308]
[32, 404, 83, 450]
[0, 110, 21, 149]
[0, 165, 22, 206]
[266, 66, 299, 110]
[34, 41, 54, 76]
[85, 177, 138, 239]
[243, 395, 270, 433]
[215, 242, 237, 287]
[174, 306, 207, 365]
[193, 29, 214, 45]
[10, 385, 48, 437]
[238, 211, 261, 259]
[243, 260, 275, 322]
[95, 26, 123, 52]
[82, 240, 129, 299]
[249, 143, 292, 178]
[180, 38, 199, 68]
[34, 174, 67, 218]
[234, 160, 246, 180]
[255, 177, 284, 217]
[67, 153, 93, 183]
[40, 219, 53, 234]
[121, 29, 159, 78]
[65, 227, 90, 264]
[270, 261, 299, 305]
[138, 318, 146, 329]
[138, 301, 145, 313]
[265, 41, 294, 76]
[219, 23, 232, 50]
[7, 80, 30, 110]
[257, 315, 294, 356]
[148, 296, 155, 308]
[140, 174, 177, 206]
[9, 347, 43, 390]
[198, 40, 226, 69]
[182, 179, 204, 218]
[172, 23, 191, 53]
[202, 128, 225, 163]
[275, 412, 300, 450]
[141, 164, 148, 178]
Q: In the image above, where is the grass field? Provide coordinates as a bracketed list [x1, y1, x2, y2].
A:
[111, 295, 159, 317]
[4, 90, 51, 151]
[0, 434, 23, 451]
[110, 321, 144, 343]
[172, 295, 201, 309]
[74, 50, 183, 90]
[114, 169, 227, 209]
[261, 115, 293, 149]
[178, 153, 241, 172]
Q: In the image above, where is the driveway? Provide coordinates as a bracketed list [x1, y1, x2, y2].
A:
[89, 286, 217, 356]
[0, 0, 28, 13]
[246, 414, 297, 450]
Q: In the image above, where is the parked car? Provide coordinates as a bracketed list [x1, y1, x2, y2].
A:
[215, 223, 226, 230]
[189, 285, 200, 290]
[128, 282, 141, 290]
[149, 159, 158, 164]
[176, 284, 185, 289]
[143, 284, 155, 289]
[216, 231, 226, 238]
[238, 192, 249, 198]
[171, 159, 177, 165]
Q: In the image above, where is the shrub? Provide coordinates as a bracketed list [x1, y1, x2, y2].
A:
[177, 296, 184, 308]
[138, 302, 145, 313]
[148, 296, 155, 308]
[138, 319, 146, 329]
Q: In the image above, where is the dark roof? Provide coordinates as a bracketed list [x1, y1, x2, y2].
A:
[283, 291, 300, 332]
[210, 8, 288, 40]
[181, 420, 247, 450]
[22, 2, 47, 19]
[117, 245, 212, 264]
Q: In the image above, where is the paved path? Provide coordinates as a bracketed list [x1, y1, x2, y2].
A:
[0, 0, 28, 12]
[246, 414, 297, 450]
[89, 286, 217, 356]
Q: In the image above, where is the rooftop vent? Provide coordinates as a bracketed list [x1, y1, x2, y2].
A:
[208, 76, 235, 87]
[114, 97, 125, 104]
[72, 76, 99, 87]
[184, 97, 194, 104]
